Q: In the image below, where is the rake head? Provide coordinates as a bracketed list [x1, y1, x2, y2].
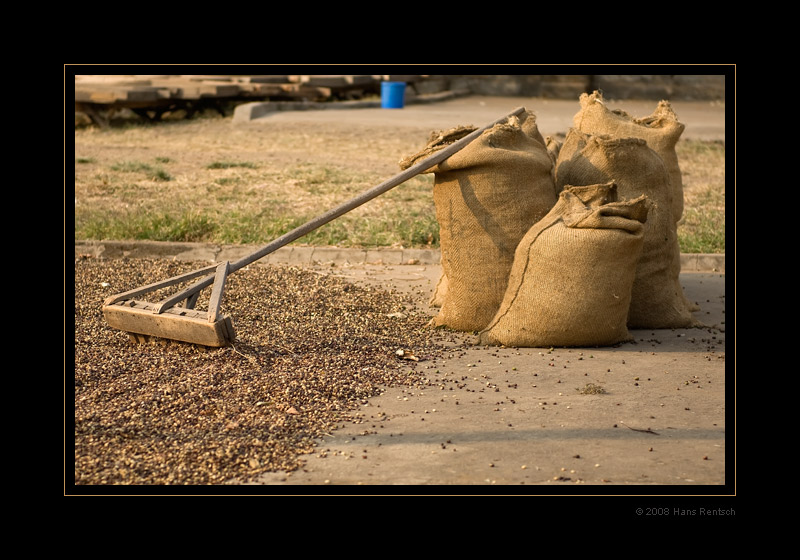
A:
[101, 261, 235, 347]
[102, 299, 235, 347]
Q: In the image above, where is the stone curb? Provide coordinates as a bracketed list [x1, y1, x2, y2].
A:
[74, 240, 725, 273]
[231, 89, 472, 123]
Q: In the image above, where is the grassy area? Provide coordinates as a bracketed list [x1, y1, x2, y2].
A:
[675, 140, 725, 254]
[75, 154, 438, 247]
[109, 161, 174, 182]
[73, 119, 724, 253]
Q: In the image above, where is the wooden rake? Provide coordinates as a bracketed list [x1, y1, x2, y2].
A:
[102, 107, 525, 347]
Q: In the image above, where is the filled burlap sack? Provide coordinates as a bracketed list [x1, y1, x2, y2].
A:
[400, 110, 557, 331]
[554, 130, 699, 328]
[479, 183, 649, 348]
[573, 90, 686, 223]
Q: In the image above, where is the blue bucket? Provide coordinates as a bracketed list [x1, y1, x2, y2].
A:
[381, 81, 406, 109]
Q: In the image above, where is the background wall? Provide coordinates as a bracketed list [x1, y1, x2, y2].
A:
[414, 75, 726, 100]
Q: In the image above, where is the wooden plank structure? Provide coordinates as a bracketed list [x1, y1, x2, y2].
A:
[74, 75, 424, 127]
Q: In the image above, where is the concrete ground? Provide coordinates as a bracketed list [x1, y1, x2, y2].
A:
[244, 265, 727, 490]
[76, 93, 732, 498]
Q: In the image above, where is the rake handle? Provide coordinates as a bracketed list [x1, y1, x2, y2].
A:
[155, 107, 526, 313]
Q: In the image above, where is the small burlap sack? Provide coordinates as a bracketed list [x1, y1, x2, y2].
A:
[554, 130, 699, 328]
[573, 91, 686, 223]
[400, 110, 557, 331]
[479, 183, 649, 348]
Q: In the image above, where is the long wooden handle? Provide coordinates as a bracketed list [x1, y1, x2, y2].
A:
[154, 106, 526, 313]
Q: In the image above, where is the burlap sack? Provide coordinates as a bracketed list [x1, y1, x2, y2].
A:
[479, 183, 649, 348]
[554, 130, 699, 328]
[400, 110, 557, 331]
[572, 90, 686, 223]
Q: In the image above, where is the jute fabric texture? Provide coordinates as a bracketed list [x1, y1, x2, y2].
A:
[572, 90, 686, 223]
[479, 183, 649, 347]
[400, 110, 557, 331]
[554, 130, 698, 328]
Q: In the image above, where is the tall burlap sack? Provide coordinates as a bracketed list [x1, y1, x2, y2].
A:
[573, 90, 686, 223]
[479, 183, 649, 348]
[399, 110, 558, 331]
[554, 130, 699, 328]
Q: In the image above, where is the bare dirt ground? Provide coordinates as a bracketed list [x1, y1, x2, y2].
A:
[75, 94, 725, 185]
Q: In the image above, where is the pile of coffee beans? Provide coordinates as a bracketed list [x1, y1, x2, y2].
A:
[73, 257, 448, 485]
